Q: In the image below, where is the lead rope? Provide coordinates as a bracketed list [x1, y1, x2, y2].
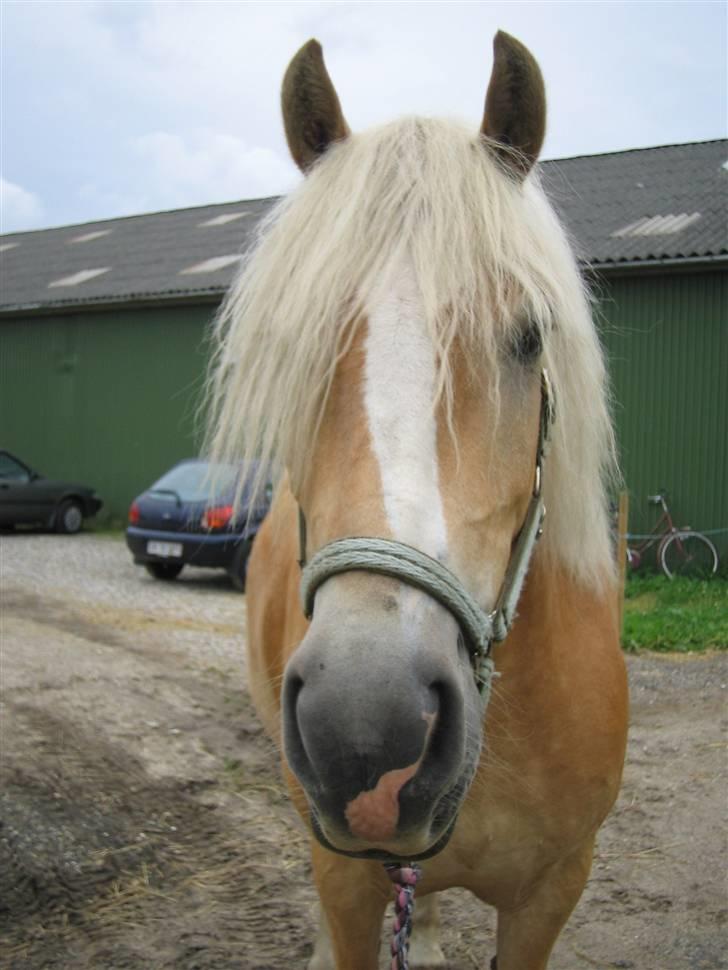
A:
[384, 863, 421, 970]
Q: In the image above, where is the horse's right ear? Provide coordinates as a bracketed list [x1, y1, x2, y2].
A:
[281, 39, 350, 173]
[481, 31, 546, 178]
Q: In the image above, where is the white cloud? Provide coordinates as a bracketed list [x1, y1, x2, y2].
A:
[0, 177, 45, 232]
[133, 130, 299, 207]
[2, 1, 726, 229]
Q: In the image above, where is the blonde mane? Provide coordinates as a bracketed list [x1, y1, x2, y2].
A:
[205, 117, 617, 589]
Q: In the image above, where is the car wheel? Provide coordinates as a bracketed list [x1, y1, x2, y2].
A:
[229, 540, 252, 592]
[145, 562, 184, 581]
[56, 499, 84, 534]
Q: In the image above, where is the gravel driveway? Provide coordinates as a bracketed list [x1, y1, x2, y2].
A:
[1, 532, 726, 969]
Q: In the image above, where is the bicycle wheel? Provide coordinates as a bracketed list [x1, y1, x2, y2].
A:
[658, 531, 719, 580]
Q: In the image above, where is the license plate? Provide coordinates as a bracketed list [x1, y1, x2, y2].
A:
[147, 540, 183, 558]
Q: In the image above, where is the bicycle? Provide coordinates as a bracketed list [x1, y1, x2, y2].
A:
[626, 492, 719, 580]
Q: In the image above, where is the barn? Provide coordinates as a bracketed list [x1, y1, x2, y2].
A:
[1, 139, 726, 557]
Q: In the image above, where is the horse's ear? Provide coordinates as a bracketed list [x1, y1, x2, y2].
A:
[281, 39, 350, 173]
[481, 31, 546, 178]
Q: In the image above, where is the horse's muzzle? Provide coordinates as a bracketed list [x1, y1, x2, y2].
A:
[281, 581, 480, 857]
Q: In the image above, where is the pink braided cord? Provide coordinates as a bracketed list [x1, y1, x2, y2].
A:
[384, 863, 421, 970]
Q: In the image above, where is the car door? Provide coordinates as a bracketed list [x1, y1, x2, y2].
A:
[0, 451, 39, 525]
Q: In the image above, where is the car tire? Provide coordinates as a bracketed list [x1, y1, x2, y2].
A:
[229, 540, 252, 592]
[56, 499, 84, 534]
[145, 562, 184, 581]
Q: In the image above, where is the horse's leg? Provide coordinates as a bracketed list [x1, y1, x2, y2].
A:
[308, 883, 446, 970]
[309, 840, 389, 970]
[492, 842, 594, 970]
[308, 906, 334, 970]
[410, 893, 447, 968]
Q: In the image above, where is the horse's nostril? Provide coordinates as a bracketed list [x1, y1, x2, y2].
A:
[421, 678, 462, 780]
[282, 670, 319, 792]
[284, 671, 304, 725]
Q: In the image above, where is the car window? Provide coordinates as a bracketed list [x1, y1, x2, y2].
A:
[0, 453, 31, 482]
[149, 462, 246, 503]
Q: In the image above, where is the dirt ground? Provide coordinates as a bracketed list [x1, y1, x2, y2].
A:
[1, 534, 726, 970]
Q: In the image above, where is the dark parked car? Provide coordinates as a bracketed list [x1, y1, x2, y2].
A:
[0, 450, 103, 533]
[125, 459, 271, 590]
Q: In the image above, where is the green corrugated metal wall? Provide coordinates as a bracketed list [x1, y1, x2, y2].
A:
[0, 304, 213, 523]
[1, 270, 726, 553]
[599, 269, 727, 559]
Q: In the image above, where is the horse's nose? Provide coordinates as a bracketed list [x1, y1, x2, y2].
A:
[281, 619, 468, 846]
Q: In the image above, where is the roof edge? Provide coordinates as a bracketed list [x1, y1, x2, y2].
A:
[588, 253, 728, 275]
[0, 289, 225, 318]
[2, 254, 725, 318]
[542, 136, 728, 165]
[2, 138, 726, 239]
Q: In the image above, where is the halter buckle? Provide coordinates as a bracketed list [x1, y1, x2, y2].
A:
[539, 368, 555, 458]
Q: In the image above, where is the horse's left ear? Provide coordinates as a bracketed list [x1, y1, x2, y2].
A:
[481, 31, 546, 178]
[281, 39, 350, 173]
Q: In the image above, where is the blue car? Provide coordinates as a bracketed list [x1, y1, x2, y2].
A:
[125, 459, 270, 590]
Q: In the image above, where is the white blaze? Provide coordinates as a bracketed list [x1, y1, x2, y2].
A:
[364, 258, 448, 561]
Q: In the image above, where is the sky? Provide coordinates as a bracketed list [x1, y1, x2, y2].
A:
[1, 0, 726, 233]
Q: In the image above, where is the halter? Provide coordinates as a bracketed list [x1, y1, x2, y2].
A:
[297, 369, 555, 698]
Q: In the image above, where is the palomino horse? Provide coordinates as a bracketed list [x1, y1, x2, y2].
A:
[207, 31, 628, 970]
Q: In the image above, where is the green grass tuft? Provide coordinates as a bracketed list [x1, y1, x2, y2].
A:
[622, 574, 728, 652]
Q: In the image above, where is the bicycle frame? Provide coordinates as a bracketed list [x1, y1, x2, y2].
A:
[626, 492, 719, 578]
[627, 494, 685, 568]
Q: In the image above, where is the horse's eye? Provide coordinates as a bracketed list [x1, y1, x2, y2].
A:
[513, 322, 542, 363]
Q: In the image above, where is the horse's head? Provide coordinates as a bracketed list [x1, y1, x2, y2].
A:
[277, 32, 549, 861]
[208, 33, 615, 861]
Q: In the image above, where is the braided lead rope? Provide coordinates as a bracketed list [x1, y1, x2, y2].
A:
[384, 863, 421, 970]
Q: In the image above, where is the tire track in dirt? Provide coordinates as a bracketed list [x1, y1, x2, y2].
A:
[1, 588, 316, 970]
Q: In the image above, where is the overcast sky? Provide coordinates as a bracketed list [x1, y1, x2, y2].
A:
[1, 0, 725, 233]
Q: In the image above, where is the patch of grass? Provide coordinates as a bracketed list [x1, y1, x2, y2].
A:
[622, 574, 728, 652]
[222, 757, 246, 791]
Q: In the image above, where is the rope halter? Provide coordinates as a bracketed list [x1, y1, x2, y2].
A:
[298, 369, 555, 699]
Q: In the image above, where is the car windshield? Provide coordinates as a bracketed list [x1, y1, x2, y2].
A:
[0, 453, 32, 482]
[149, 461, 251, 504]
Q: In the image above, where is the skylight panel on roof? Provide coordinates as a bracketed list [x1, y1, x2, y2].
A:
[611, 213, 701, 237]
[0, 242, 19, 252]
[48, 267, 111, 288]
[179, 254, 242, 274]
[69, 229, 112, 244]
[199, 212, 250, 227]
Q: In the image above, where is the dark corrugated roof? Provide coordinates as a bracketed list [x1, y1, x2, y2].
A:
[541, 139, 728, 266]
[1, 139, 726, 314]
[0, 197, 274, 313]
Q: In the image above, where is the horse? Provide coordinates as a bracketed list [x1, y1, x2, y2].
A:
[205, 31, 629, 970]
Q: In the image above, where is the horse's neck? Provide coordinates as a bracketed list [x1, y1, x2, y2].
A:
[496, 551, 619, 676]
